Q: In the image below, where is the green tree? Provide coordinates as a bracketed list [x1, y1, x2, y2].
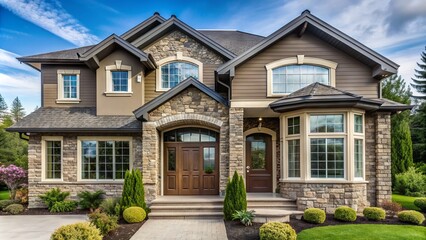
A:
[120, 169, 147, 213]
[0, 115, 28, 168]
[0, 94, 7, 119]
[411, 46, 426, 99]
[411, 102, 426, 164]
[223, 171, 247, 220]
[382, 74, 413, 183]
[10, 97, 25, 122]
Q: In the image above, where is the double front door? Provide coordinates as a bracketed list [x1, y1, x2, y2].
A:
[164, 142, 219, 195]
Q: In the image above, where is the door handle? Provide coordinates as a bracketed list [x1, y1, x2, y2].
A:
[246, 166, 250, 169]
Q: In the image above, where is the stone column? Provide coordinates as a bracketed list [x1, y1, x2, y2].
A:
[142, 122, 159, 204]
[229, 107, 244, 177]
[375, 112, 392, 206]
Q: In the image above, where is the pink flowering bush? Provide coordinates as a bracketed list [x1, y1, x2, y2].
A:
[0, 164, 27, 199]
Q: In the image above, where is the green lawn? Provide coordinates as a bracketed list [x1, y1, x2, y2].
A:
[392, 194, 421, 211]
[0, 190, 10, 200]
[297, 224, 426, 240]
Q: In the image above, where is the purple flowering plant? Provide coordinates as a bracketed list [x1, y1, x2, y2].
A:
[0, 164, 27, 199]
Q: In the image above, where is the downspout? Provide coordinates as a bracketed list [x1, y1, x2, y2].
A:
[19, 132, 29, 141]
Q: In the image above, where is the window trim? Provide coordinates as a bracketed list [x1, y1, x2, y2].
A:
[56, 70, 80, 104]
[156, 52, 203, 92]
[41, 136, 63, 182]
[77, 136, 133, 183]
[265, 56, 338, 97]
[105, 60, 133, 96]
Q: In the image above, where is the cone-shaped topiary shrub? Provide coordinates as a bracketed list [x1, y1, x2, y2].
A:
[303, 208, 326, 224]
[120, 169, 147, 213]
[223, 171, 247, 220]
[259, 222, 296, 240]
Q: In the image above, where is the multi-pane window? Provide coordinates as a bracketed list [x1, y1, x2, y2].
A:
[45, 141, 62, 179]
[288, 139, 300, 177]
[63, 74, 78, 99]
[164, 128, 217, 142]
[272, 65, 329, 94]
[310, 114, 344, 133]
[81, 140, 130, 180]
[161, 62, 199, 89]
[112, 71, 129, 92]
[310, 138, 344, 178]
[287, 117, 300, 135]
[354, 114, 363, 133]
[203, 147, 215, 171]
[355, 139, 363, 178]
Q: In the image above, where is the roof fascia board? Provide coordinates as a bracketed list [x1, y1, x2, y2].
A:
[121, 14, 166, 40]
[131, 17, 236, 60]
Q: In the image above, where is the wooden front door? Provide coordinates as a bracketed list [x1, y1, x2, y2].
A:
[163, 127, 219, 195]
[246, 133, 273, 192]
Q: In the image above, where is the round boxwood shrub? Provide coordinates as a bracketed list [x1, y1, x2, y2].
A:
[259, 222, 297, 240]
[303, 208, 326, 224]
[123, 206, 146, 223]
[334, 206, 357, 222]
[398, 210, 425, 225]
[51, 222, 102, 240]
[413, 198, 426, 212]
[363, 207, 386, 221]
[4, 203, 24, 215]
[0, 200, 15, 210]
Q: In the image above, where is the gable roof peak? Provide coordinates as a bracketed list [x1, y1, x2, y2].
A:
[301, 9, 311, 15]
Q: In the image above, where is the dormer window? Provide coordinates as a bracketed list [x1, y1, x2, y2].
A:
[56, 69, 80, 104]
[265, 56, 338, 97]
[156, 52, 203, 91]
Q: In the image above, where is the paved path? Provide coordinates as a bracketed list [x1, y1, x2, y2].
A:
[131, 219, 228, 240]
[0, 215, 87, 240]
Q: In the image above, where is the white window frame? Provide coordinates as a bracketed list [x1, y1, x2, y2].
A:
[77, 136, 133, 182]
[105, 60, 132, 96]
[156, 52, 203, 91]
[41, 136, 63, 182]
[352, 112, 365, 180]
[284, 115, 302, 179]
[265, 55, 338, 97]
[56, 70, 80, 104]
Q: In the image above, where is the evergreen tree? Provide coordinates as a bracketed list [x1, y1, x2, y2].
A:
[0, 94, 7, 119]
[10, 97, 25, 122]
[411, 46, 426, 99]
[120, 170, 134, 212]
[133, 169, 147, 212]
[120, 169, 147, 213]
[382, 74, 413, 183]
[223, 171, 247, 220]
[411, 102, 426, 164]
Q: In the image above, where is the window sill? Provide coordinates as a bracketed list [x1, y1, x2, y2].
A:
[41, 180, 64, 183]
[104, 92, 133, 97]
[267, 93, 289, 98]
[155, 88, 169, 92]
[77, 180, 125, 184]
[56, 99, 81, 104]
[280, 179, 369, 184]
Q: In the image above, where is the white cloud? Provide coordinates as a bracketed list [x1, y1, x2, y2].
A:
[0, 72, 39, 93]
[0, 0, 99, 46]
[0, 49, 35, 72]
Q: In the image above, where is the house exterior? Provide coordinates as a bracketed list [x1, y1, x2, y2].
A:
[9, 10, 411, 212]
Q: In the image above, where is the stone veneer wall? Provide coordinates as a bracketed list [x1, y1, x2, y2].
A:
[229, 108, 244, 177]
[243, 118, 281, 190]
[143, 86, 229, 200]
[280, 112, 392, 212]
[27, 134, 142, 208]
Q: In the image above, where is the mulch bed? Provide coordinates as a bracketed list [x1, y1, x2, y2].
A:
[0, 206, 90, 215]
[225, 214, 426, 240]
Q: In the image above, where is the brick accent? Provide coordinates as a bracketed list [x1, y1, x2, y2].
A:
[229, 107, 244, 177]
[27, 134, 141, 208]
[375, 112, 392, 205]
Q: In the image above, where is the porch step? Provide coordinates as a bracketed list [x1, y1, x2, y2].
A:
[149, 211, 223, 219]
[150, 205, 223, 213]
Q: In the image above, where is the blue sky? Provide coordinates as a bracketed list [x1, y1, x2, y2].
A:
[0, 0, 425, 112]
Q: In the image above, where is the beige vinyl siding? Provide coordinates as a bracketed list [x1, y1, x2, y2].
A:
[232, 32, 378, 100]
[144, 64, 219, 103]
[41, 64, 96, 107]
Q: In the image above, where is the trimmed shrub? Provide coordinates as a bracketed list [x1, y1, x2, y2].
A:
[50, 200, 78, 213]
[259, 222, 297, 240]
[223, 171, 247, 220]
[120, 169, 147, 213]
[51, 222, 102, 240]
[4, 203, 24, 214]
[398, 210, 425, 225]
[232, 210, 255, 226]
[99, 198, 121, 216]
[394, 167, 426, 197]
[414, 198, 426, 212]
[0, 199, 16, 210]
[363, 207, 386, 221]
[381, 201, 402, 216]
[123, 207, 146, 223]
[88, 209, 118, 235]
[303, 208, 326, 224]
[39, 188, 70, 211]
[78, 190, 105, 212]
[334, 206, 357, 222]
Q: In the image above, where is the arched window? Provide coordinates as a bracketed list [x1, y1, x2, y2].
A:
[272, 65, 329, 94]
[161, 61, 199, 89]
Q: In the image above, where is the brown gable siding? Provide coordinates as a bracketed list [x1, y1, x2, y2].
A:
[232, 32, 378, 100]
[41, 64, 96, 107]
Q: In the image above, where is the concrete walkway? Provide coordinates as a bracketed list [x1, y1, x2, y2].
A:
[131, 219, 228, 240]
[0, 215, 87, 240]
